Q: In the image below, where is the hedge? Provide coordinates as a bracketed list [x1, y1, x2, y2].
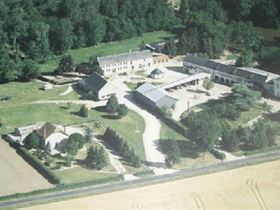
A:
[16, 146, 61, 184]
[210, 148, 226, 160]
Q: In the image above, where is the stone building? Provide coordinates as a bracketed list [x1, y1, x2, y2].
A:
[97, 50, 153, 76]
[183, 54, 280, 97]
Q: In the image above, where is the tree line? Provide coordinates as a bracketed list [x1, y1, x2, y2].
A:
[166, 0, 280, 69]
[0, 0, 177, 83]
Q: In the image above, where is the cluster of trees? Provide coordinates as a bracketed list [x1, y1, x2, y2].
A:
[222, 118, 279, 152]
[55, 55, 103, 75]
[167, 0, 280, 67]
[0, 0, 177, 83]
[181, 84, 263, 154]
[65, 133, 87, 156]
[103, 128, 141, 167]
[24, 131, 42, 150]
[106, 95, 129, 118]
[84, 146, 107, 170]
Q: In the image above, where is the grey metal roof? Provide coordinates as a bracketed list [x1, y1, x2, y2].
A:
[84, 72, 107, 92]
[97, 50, 152, 66]
[136, 83, 177, 103]
[184, 54, 269, 84]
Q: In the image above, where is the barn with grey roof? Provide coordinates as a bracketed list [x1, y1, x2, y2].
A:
[135, 83, 178, 110]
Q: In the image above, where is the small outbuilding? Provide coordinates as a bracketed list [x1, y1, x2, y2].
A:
[150, 68, 164, 79]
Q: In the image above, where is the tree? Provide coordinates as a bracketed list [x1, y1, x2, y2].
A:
[188, 112, 222, 154]
[203, 78, 214, 91]
[65, 133, 86, 156]
[79, 104, 89, 118]
[231, 83, 261, 111]
[165, 38, 177, 58]
[236, 50, 254, 67]
[88, 57, 104, 75]
[221, 129, 240, 152]
[117, 104, 128, 117]
[20, 59, 39, 81]
[85, 146, 108, 170]
[164, 140, 181, 168]
[24, 131, 41, 150]
[55, 55, 74, 74]
[106, 95, 119, 113]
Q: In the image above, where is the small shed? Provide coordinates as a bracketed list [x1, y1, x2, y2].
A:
[150, 68, 164, 79]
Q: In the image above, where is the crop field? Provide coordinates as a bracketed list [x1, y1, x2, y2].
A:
[20, 160, 280, 210]
[0, 140, 52, 197]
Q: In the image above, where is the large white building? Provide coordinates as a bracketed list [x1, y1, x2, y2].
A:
[97, 50, 153, 75]
[183, 54, 280, 98]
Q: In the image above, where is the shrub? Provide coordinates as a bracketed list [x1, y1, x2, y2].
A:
[24, 131, 41, 150]
[117, 104, 128, 117]
[209, 148, 226, 160]
[79, 104, 89, 118]
[106, 95, 119, 113]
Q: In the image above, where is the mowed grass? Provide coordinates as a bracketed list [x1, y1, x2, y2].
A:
[0, 81, 79, 105]
[160, 122, 186, 141]
[40, 31, 174, 73]
[0, 103, 145, 159]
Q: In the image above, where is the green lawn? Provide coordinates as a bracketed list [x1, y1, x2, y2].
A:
[0, 103, 145, 159]
[40, 31, 174, 73]
[227, 104, 264, 128]
[0, 81, 79, 106]
[160, 122, 186, 140]
[54, 167, 118, 185]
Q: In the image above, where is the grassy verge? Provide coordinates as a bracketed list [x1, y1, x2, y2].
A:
[160, 122, 186, 140]
[39, 31, 173, 73]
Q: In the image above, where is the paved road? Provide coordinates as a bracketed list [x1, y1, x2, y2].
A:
[1, 151, 280, 209]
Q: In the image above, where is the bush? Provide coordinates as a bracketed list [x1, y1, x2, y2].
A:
[79, 104, 89, 118]
[209, 148, 226, 160]
[24, 131, 41, 150]
[106, 95, 119, 113]
[117, 104, 128, 117]
[17, 147, 61, 184]
[159, 140, 180, 168]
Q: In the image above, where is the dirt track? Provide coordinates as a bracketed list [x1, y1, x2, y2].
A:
[0, 140, 52, 197]
[20, 159, 280, 210]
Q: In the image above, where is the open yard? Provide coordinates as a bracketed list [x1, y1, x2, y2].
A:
[20, 160, 280, 210]
[0, 140, 52, 197]
[39, 31, 173, 73]
[0, 103, 145, 159]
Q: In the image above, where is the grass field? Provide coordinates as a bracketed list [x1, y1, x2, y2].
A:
[0, 140, 53, 197]
[19, 160, 280, 210]
[0, 103, 145, 159]
[0, 81, 79, 105]
[39, 31, 173, 73]
[160, 122, 185, 140]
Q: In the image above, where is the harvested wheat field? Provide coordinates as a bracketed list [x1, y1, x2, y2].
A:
[20, 160, 280, 210]
[0, 140, 53, 197]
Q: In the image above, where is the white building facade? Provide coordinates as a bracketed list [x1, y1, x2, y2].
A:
[98, 50, 153, 76]
[274, 78, 280, 98]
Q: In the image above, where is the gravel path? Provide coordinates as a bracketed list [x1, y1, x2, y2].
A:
[59, 86, 73, 96]
[111, 79, 176, 175]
